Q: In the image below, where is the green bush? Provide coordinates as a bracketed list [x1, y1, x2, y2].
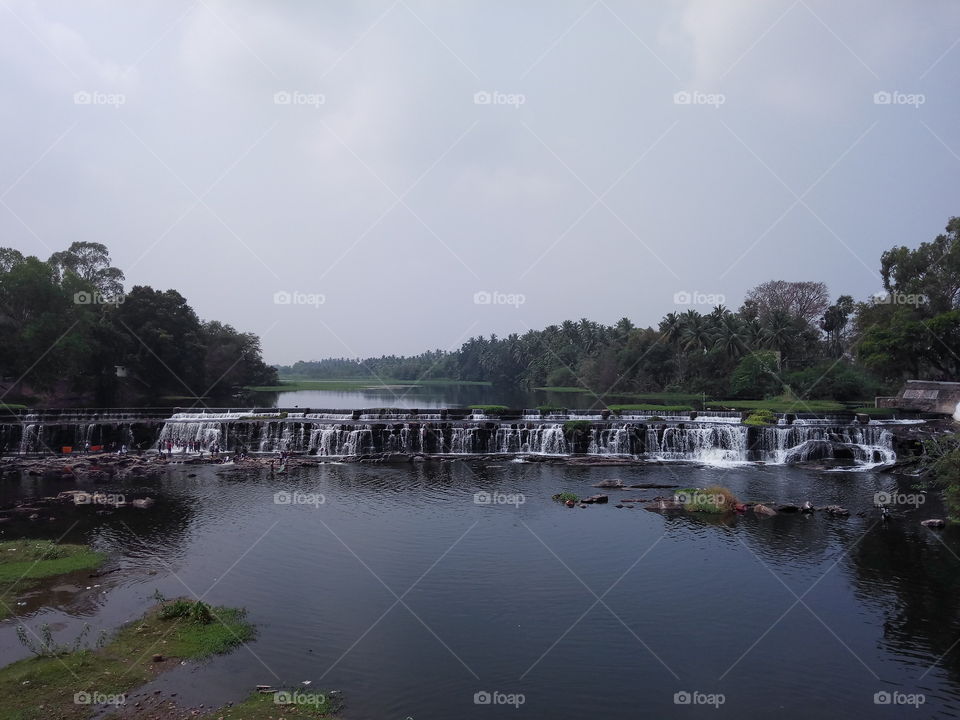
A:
[469, 405, 509, 413]
[743, 409, 777, 426]
[552, 492, 579, 504]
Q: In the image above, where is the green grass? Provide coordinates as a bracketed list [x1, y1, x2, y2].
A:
[850, 406, 899, 416]
[468, 404, 509, 413]
[675, 486, 738, 513]
[743, 409, 778, 426]
[706, 398, 849, 412]
[607, 404, 694, 412]
[0, 541, 105, 620]
[0, 599, 253, 720]
[552, 492, 580, 504]
[197, 690, 341, 719]
[248, 378, 491, 392]
[534, 386, 591, 393]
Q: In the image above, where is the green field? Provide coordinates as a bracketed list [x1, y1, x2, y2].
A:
[247, 378, 492, 392]
[706, 399, 854, 413]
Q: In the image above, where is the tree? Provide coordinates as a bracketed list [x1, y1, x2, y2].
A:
[47, 242, 124, 298]
[820, 295, 855, 358]
[730, 351, 783, 398]
[880, 217, 960, 314]
[743, 280, 830, 325]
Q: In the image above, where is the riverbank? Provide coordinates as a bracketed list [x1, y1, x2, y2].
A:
[0, 598, 261, 719]
[0, 540, 104, 620]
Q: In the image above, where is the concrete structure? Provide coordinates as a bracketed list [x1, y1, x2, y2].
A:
[877, 380, 960, 414]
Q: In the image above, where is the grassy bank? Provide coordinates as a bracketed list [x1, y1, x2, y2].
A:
[0, 540, 104, 620]
[705, 398, 850, 412]
[247, 378, 491, 392]
[197, 690, 341, 719]
[607, 404, 694, 412]
[0, 599, 254, 719]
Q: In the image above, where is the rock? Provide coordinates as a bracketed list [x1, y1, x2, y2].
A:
[822, 505, 850, 517]
[580, 494, 609, 504]
[593, 479, 624, 488]
[778, 504, 800, 513]
[152, 654, 163, 662]
[801, 501, 814, 513]
[921, 518, 946, 528]
[644, 499, 683, 512]
[753, 504, 777, 517]
[132, 498, 155, 509]
[564, 500, 575, 508]
[615, 504, 624, 509]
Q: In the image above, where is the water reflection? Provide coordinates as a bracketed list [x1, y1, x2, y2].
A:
[1, 462, 960, 718]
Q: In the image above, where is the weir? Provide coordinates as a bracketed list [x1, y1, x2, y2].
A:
[0, 408, 906, 467]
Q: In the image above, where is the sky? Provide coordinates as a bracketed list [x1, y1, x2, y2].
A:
[1, 0, 959, 365]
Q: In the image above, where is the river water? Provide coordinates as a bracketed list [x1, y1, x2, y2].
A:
[1, 461, 958, 719]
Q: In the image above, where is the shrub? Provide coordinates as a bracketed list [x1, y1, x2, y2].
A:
[552, 492, 579, 503]
[563, 420, 592, 435]
[675, 486, 738, 513]
[744, 409, 777, 426]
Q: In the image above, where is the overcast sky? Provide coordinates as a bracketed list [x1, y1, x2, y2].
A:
[2, 0, 958, 364]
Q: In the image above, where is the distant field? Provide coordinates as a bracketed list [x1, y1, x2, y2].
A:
[706, 399, 855, 412]
[247, 378, 492, 392]
[536, 387, 703, 404]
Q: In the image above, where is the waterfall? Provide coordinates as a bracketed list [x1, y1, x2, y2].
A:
[0, 408, 902, 468]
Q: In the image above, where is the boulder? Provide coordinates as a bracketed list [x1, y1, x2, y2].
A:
[753, 504, 777, 517]
[822, 505, 850, 517]
[132, 498, 155, 509]
[593, 479, 624, 488]
[801, 501, 814, 513]
[921, 518, 946, 528]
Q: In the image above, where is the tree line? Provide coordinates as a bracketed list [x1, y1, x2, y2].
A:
[0, 242, 277, 405]
[283, 216, 960, 401]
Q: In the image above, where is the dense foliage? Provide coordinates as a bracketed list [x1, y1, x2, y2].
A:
[0, 242, 276, 404]
[282, 216, 960, 402]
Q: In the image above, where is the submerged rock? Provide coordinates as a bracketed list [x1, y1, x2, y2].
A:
[593, 479, 624, 488]
[921, 518, 946, 528]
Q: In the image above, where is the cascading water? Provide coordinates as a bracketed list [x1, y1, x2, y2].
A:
[147, 411, 899, 467]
